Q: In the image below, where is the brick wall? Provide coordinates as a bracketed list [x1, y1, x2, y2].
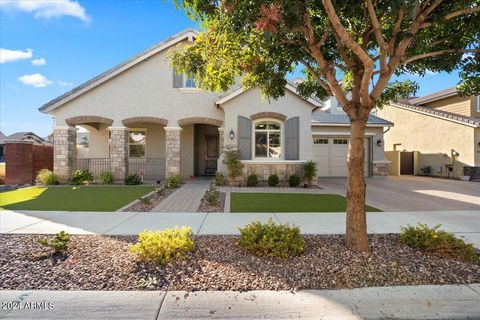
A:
[5, 141, 53, 185]
[33, 145, 54, 176]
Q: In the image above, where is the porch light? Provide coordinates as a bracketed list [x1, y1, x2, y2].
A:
[229, 129, 235, 140]
[376, 139, 383, 147]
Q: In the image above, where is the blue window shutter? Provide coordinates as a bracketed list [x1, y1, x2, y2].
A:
[173, 69, 183, 88]
[285, 117, 299, 160]
[237, 116, 252, 160]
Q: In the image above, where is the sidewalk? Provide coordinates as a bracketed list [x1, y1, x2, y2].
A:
[1, 284, 479, 319]
[1, 210, 480, 247]
[152, 179, 211, 212]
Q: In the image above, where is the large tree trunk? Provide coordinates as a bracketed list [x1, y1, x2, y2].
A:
[346, 118, 369, 251]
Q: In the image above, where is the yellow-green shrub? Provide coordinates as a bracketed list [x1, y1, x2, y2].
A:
[129, 227, 195, 265]
[400, 224, 478, 262]
[238, 219, 304, 258]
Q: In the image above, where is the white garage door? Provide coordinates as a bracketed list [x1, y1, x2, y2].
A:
[313, 137, 369, 177]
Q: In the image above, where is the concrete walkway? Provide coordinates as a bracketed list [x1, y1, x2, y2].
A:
[151, 179, 212, 212]
[1, 284, 479, 319]
[2, 210, 480, 247]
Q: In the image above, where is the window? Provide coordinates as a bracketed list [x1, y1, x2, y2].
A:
[254, 121, 281, 158]
[128, 130, 146, 158]
[333, 138, 348, 145]
[314, 138, 329, 144]
[185, 75, 196, 88]
[477, 96, 480, 112]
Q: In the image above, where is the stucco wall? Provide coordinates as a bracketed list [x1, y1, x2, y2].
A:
[84, 124, 109, 158]
[180, 124, 194, 177]
[377, 104, 477, 178]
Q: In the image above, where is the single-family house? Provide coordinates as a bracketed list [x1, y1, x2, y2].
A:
[39, 29, 392, 182]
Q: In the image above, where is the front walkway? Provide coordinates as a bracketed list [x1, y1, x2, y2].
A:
[2, 284, 479, 319]
[2, 210, 479, 247]
[151, 178, 212, 212]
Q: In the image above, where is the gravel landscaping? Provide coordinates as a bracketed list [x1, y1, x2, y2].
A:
[1, 234, 478, 291]
[124, 188, 175, 212]
[198, 192, 226, 213]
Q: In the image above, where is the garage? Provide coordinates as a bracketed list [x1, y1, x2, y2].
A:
[313, 137, 370, 177]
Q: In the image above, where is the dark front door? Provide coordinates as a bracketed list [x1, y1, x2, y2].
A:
[204, 135, 218, 175]
[400, 151, 414, 175]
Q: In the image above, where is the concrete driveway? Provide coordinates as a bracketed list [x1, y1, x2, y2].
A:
[318, 175, 480, 212]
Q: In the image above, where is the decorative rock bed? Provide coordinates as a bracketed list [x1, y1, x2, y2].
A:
[197, 192, 226, 213]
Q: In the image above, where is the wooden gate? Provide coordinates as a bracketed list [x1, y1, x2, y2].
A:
[400, 152, 414, 175]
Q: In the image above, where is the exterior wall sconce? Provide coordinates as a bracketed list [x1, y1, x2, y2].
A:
[229, 129, 235, 140]
[376, 139, 383, 147]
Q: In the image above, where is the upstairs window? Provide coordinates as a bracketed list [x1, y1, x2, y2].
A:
[254, 121, 281, 158]
[185, 76, 196, 88]
[129, 130, 146, 158]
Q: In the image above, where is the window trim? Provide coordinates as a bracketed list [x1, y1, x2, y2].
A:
[477, 95, 480, 112]
[251, 118, 284, 160]
[128, 128, 147, 158]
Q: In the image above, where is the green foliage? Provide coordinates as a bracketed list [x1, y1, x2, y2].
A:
[129, 227, 195, 265]
[139, 196, 151, 205]
[71, 170, 93, 186]
[35, 169, 58, 185]
[164, 174, 183, 188]
[267, 174, 279, 187]
[204, 185, 220, 205]
[99, 171, 115, 185]
[246, 173, 259, 187]
[125, 173, 143, 185]
[288, 174, 300, 187]
[215, 172, 225, 186]
[375, 80, 419, 109]
[37, 231, 70, 253]
[222, 150, 243, 180]
[400, 224, 478, 262]
[458, 53, 480, 96]
[238, 218, 304, 258]
[303, 160, 317, 187]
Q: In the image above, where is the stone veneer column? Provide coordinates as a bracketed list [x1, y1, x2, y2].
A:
[218, 127, 225, 153]
[54, 126, 77, 182]
[109, 127, 129, 182]
[165, 127, 182, 178]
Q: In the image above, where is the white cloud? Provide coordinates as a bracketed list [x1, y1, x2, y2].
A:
[18, 73, 52, 88]
[0, 48, 33, 63]
[58, 80, 73, 87]
[0, 0, 90, 22]
[31, 58, 46, 66]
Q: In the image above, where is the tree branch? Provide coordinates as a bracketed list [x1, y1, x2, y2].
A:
[420, 5, 480, 29]
[299, 60, 331, 93]
[401, 48, 480, 65]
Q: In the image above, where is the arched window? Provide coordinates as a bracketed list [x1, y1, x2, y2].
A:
[254, 121, 281, 158]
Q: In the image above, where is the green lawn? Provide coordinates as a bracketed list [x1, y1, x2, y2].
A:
[0, 186, 154, 212]
[230, 193, 381, 212]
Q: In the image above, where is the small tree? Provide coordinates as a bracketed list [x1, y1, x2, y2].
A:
[171, 0, 479, 251]
[223, 150, 244, 182]
[303, 160, 317, 187]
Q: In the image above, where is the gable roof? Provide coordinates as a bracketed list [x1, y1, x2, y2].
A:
[409, 86, 458, 105]
[39, 29, 199, 113]
[391, 101, 480, 128]
[0, 132, 52, 145]
[311, 112, 393, 127]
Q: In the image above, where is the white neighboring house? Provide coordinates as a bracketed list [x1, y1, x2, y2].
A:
[39, 29, 392, 182]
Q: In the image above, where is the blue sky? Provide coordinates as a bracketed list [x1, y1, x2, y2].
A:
[0, 0, 464, 137]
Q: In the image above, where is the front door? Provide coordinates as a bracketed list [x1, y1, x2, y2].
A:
[204, 135, 218, 175]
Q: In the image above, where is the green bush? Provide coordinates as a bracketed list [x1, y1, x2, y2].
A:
[267, 174, 279, 187]
[164, 174, 183, 188]
[125, 173, 142, 185]
[288, 174, 300, 187]
[246, 173, 259, 187]
[223, 150, 243, 180]
[239, 219, 304, 258]
[303, 160, 317, 187]
[204, 185, 220, 205]
[400, 224, 478, 262]
[38, 231, 70, 253]
[71, 169, 93, 186]
[139, 196, 151, 205]
[100, 171, 115, 185]
[215, 172, 225, 186]
[35, 169, 58, 185]
[129, 227, 195, 265]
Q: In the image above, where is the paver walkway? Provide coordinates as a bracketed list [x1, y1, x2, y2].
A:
[151, 178, 212, 212]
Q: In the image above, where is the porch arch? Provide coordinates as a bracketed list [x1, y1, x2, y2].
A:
[65, 115, 113, 130]
[122, 116, 168, 127]
[250, 112, 287, 122]
[178, 117, 223, 127]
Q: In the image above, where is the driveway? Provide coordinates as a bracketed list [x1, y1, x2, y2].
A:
[318, 175, 480, 212]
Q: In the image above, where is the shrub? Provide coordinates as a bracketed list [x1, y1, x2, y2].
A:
[288, 174, 300, 187]
[164, 174, 183, 188]
[246, 173, 259, 187]
[71, 169, 93, 186]
[223, 150, 243, 180]
[400, 224, 478, 262]
[125, 173, 142, 185]
[267, 174, 279, 187]
[37, 231, 70, 253]
[35, 169, 58, 185]
[139, 196, 151, 205]
[215, 172, 225, 186]
[303, 160, 317, 187]
[239, 219, 304, 258]
[129, 227, 195, 265]
[204, 185, 220, 205]
[155, 187, 166, 196]
[100, 171, 115, 185]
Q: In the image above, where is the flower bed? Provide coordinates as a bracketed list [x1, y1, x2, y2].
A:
[198, 192, 226, 213]
[124, 188, 175, 212]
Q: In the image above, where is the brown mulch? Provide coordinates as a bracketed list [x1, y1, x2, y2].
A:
[198, 192, 226, 213]
[1, 234, 479, 291]
[124, 188, 175, 212]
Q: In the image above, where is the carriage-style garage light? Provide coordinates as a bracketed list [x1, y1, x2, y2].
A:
[229, 129, 235, 140]
[376, 139, 383, 147]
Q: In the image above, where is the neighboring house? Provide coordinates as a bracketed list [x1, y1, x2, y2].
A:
[39, 29, 392, 182]
[0, 131, 52, 157]
[0, 131, 6, 162]
[377, 87, 480, 180]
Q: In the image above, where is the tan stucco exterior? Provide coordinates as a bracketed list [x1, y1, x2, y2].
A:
[423, 95, 479, 117]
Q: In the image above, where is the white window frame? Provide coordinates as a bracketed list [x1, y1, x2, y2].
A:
[128, 128, 147, 158]
[252, 119, 284, 160]
[178, 75, 202, 92]
[477, 95, 480, 112]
